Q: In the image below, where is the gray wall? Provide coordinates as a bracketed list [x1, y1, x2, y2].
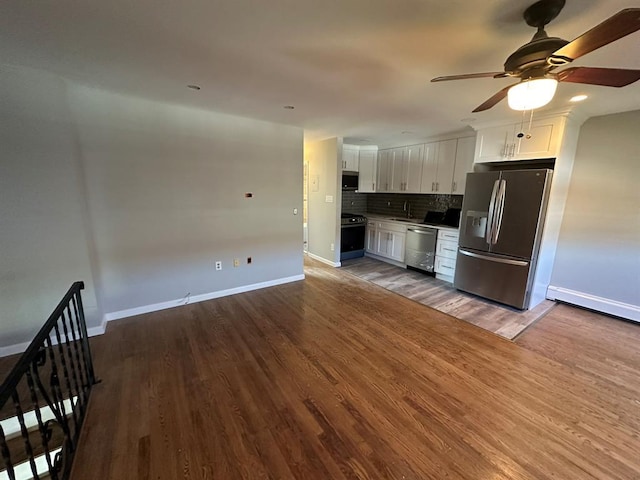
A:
[0, 66, 100, 348]
[306, 138, 341, 265]
[550, 110, 640, 319]
[0, 65, 304, 350]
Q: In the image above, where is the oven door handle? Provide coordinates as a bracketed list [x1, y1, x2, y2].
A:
[341, 223, 366, 228]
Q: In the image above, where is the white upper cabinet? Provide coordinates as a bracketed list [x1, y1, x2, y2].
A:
[451, 136, 475, 194]
[419, 142, 438, 193]
[342, 146, 359, 170]
[358, 148, 378, 193]
[474, 116, 565, 163]
[420, 139, 456, 194]
[389, 147, 406, 192]
[435, 139, 457, 194]
[377, 149, 393, 192]
[398, 144, 424, 193]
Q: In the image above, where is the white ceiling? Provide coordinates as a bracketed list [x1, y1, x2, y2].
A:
[2, 0, 639, 147]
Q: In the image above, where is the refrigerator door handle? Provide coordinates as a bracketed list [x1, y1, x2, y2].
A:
[458, 248, 529, 267]
[492, 179, 507, 244]
[485, 179, 500, 244]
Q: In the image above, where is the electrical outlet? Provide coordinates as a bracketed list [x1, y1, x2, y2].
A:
[233, 258, 240, 267]
[330, 243, 334, 251]
[215, 261, 222, 271]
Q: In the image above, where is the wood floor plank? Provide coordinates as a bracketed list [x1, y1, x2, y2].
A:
[69, 259, 640, 480]
[341, 256, 555, 339]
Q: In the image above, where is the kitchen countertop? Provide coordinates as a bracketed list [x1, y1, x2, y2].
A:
[364, 214, 459, 232]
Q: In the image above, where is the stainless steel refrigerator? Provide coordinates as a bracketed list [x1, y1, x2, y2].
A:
[454, 169, 552, 309]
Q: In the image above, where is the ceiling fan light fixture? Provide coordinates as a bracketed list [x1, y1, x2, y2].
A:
[508, 77, 558, 111]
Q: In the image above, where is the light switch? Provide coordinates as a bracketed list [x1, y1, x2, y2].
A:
[293, 208, 298, 215]
[325, 195, 333, 203]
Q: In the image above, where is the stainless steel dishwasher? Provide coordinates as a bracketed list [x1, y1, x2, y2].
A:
[405, 226, 438, 273]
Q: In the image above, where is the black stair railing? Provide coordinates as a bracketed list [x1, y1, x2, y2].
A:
[0, 282, 97, 480]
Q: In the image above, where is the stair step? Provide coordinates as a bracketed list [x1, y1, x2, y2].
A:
[0, 447, 61, 480]
[1, 397, 76, 441]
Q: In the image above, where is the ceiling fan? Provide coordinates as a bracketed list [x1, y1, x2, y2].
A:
[431, 0, 640, 112]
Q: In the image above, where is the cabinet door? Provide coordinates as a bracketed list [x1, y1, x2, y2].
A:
[377, 149, 392, 192]
[366, 222, 377, 252]
[420, 141, 438, 193]
[375, 229, 390, 257]
[513, 119, 558, 160]
[388, 232, 406, 262]
[435, 139, 457, 194]
[358, 150, 377, 192]
[404, 144, 424, 193]
[435, 256, 457, 276]
[342, 147, 359, 171]
[475, 125, 514, 163]
[389, 147, 405, 192]
[452, 136, 475, 194]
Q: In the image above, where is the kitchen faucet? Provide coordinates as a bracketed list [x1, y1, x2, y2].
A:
[403, 201, 412, 219]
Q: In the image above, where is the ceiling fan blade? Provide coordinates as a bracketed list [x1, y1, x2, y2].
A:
[549, 8, 640, 63]
[431, 72, 505, 82]
[557, 67, 640, 87]
[472, 84, 518, 113]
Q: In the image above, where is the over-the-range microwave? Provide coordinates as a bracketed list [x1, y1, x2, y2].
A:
[342, 171, 359, 191]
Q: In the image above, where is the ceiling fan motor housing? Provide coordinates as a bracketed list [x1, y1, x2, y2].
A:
[504, 36, 570, 74]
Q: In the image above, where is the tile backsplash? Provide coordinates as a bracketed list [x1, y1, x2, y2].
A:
[341, 191, 463, 221]
[341, 191, 368, 215]
[365, 193, 463, 221]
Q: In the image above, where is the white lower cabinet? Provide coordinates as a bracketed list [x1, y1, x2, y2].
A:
[435, 229, 459, 282]
[366, 221, 377, 253]
[367, 221, 406, 262]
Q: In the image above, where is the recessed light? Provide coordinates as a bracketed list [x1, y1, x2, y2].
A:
[187, 84, 201, 90]
[569, 94, 588, 102]
[283, 105, 295, 109]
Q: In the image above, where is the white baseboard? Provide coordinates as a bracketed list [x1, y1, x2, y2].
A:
[0, 319, 107, 358]
[306, 252, 341, 267]
[104, 274, 306, 322]
[547, 286, 640, 322]
[0, 275, 304, 358]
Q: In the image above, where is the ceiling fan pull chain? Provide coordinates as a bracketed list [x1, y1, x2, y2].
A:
[527, 109, 534, 139]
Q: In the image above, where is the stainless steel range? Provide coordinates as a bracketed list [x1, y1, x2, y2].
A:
[340, 213, 367, 261]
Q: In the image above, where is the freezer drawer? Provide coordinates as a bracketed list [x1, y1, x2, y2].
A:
[454, 248, 532, 309]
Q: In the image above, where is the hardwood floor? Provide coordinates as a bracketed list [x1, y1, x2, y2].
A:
[70, 260, 640, 479]
[341, 256, 555, 339]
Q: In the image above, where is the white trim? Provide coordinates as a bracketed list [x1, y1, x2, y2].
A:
[547, 286, 640, 322]
[0, 341, 32, 358]
[0, 319, 107, 358]
[104, 274, 306, 322]
[306, 252, 341, 267]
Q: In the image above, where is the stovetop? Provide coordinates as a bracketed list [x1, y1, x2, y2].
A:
[341, 212, 367, 225]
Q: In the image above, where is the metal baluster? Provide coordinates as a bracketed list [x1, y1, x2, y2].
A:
[52, 322, 80, 437]
[65, 304, 88, 411]
[25, 368, 57, 480]
[72, 292, 96, 386]
[0, 424, 16, 480]
[11, 390, 40, 479]
[68, 298, 89, 392]
[44, 336, 74, 452]
[61, 306, 85, 418]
